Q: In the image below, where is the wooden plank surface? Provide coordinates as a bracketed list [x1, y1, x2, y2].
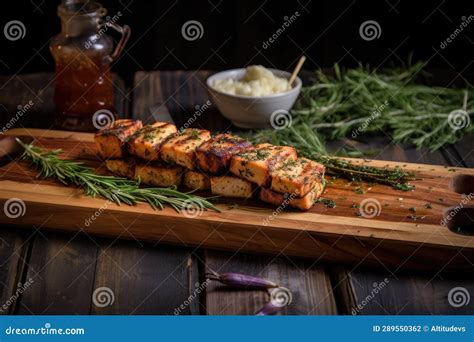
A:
[0, 227, 30, 315]
[3, 129, 472, 273]
[16, 231, 98, 314]
[91, 240, 200, 315]
[333, 138, 474, 315]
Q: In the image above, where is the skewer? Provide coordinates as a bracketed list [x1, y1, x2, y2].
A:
[288, 56, 306, 87]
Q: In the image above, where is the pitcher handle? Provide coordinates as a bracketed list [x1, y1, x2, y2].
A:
[102, 21, 131, 61]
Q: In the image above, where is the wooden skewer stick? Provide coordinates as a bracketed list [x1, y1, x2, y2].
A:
[288, 56, 306, 87]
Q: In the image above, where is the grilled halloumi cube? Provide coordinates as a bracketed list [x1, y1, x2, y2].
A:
[135, 162, 183, 187]
[196, 134, 252, 175]
[210, 176, 254, 199]
[95, 119, 143, 159]
[161, 129, 211, 170]
[230, 144, 297, 187]
[128, 122, 177, 161]
[105, 159, 135, 178]
[259, 182, 325, 211]
[183, 171, 211, 190]
[270, 158, 325, 197]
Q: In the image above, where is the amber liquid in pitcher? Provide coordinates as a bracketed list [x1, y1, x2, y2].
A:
[51, 45, 115, 131]
[50, 0, 130, 131]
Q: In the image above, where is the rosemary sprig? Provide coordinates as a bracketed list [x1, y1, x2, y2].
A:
[16, 138, 219, 213]
[293, 62, 473, 151]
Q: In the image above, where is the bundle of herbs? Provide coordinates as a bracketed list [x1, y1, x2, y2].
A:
[249, 62, 471, 190]
[293, 62, 473, 151]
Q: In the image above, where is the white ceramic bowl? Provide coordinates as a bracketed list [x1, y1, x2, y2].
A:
[206, 68, 302, 129]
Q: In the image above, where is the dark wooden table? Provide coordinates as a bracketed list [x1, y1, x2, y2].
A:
[0, 71, 473, 315]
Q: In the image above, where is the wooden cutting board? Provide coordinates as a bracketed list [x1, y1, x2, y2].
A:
[0, 128, 473, 273]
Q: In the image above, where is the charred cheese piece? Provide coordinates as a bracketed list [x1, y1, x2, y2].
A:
[128, 122, 177, 161]
[259, 183, 324, 211]
[270, 158, 325, 197]
[230, 143, 297, 186]
[210, 176, 254, 199]
[105, 159, 135, 178]
[94, 119, 143, 159]
[183, 170, 211, 190]
[196, 134, 252, 174]
[161, 129, 211, 170]
[135, 162, 183, 187]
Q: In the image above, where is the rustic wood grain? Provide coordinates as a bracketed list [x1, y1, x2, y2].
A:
[91, 239, 200, 315]
[16, 231, 98, 314]
[333, 137, 474, 315]
[0, 228, 30, 315]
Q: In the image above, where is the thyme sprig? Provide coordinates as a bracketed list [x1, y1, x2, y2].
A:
[16, 138, 219, 212]
[249, 124, 417, 190]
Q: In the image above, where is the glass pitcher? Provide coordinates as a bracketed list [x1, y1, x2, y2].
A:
[50, 0, 130, 131]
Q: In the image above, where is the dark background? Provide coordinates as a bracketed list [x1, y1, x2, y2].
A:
[1, 0, 473, 85]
